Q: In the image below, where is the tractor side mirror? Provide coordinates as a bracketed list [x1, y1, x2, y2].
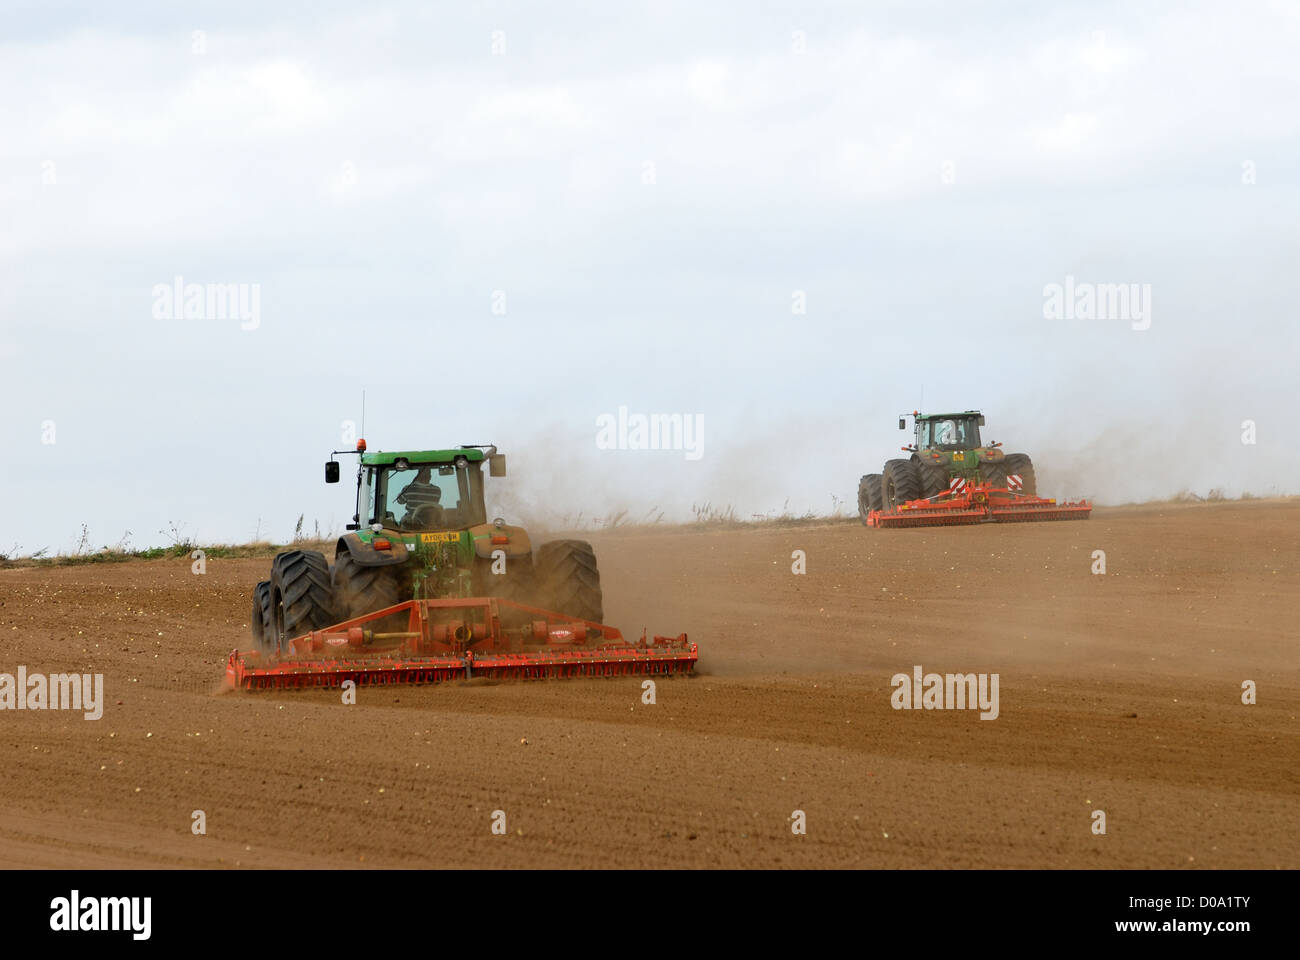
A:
[325, 461, 340, 483]
[489, 454, 507, 477]
[978, 416, 986, 426]
[898, 417, 906, 430]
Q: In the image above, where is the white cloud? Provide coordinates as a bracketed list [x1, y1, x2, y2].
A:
[1034, 111, 1101, 152]
[686, 59, 734, 109]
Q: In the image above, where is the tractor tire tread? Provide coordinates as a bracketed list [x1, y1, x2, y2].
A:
[271, 549, 336, 641]
[534, 539, 603, 623]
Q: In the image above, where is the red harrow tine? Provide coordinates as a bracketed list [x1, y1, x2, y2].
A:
[867, 506, 985, 528]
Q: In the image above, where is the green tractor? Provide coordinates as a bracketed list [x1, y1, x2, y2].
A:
[250, 442, 602, 656]
[858, 411, 1038, 521]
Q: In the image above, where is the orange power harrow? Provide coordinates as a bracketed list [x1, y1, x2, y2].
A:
[866, 480, 1092, 529]
[224, 596, 697, 691]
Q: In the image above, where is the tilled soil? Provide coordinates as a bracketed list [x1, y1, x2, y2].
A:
[1, 499, 1296, 868]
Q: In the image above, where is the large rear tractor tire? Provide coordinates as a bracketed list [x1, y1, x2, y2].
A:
[533, 539, 603, 624]
[858, 474, 884, 522]
[483, 554, 536, 605]
[1001, 454, 1038, 496]
[980, 461, 1009, 488]
[919, 464, 949, 499]
[332, 550, 403, 621]
[882, 459, 923, 510]
[475, 552, 537, 629]
[270, 549, 336, 654]
[250, 580, 274, 656]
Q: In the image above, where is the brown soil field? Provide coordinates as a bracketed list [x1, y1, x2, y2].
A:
[1, 499, 1296, 868]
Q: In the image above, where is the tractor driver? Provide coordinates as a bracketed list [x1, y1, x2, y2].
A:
[396, 467, 445, 528]
[935, 420, 957, 444]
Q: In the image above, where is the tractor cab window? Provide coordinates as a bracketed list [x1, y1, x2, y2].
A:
[922, 418, 981, 449]
[368, 461, 487, 530]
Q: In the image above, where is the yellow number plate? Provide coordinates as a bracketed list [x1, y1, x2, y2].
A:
[420, 532, 461, 544]
[952, 452, 965, 461]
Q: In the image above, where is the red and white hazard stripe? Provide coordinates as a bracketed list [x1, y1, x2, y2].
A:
[1007, 474, 1023, 491]
[949, 477, 966, 493]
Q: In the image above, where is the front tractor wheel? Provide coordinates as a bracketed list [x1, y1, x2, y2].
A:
[882, 459, 923, 510]
[270, 549, 336, 654]
[533, 539, 603, 624]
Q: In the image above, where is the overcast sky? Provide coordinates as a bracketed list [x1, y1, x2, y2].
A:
[2, 1, 1298, 553]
